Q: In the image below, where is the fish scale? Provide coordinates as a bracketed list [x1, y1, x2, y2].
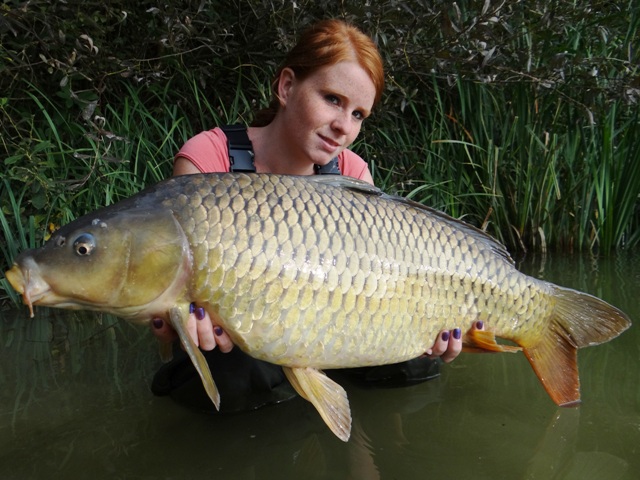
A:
[5, 173, 631, 442]
[161, 175, 549, 365]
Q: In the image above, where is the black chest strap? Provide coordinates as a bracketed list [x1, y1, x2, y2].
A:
[314, 158, 341, 175]
[223, 124, 256, 172]
[220, 124, 340, 175]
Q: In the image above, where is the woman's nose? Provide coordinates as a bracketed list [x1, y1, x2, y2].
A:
[331, 112, 353, 135]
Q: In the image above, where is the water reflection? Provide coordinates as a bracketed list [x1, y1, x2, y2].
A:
[0, 252, 638, 479]
[523, 409, 628, 480]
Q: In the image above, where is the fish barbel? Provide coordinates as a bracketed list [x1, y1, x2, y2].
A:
[5, 173, 631, 441]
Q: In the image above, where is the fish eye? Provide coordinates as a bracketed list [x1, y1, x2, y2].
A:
[73, 233, 96, 256]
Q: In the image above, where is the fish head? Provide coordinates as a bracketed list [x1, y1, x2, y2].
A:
[5, 207, 191, 322]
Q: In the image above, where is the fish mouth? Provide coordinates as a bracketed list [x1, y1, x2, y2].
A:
[5, 263, 119, 318]
[5, 263, 52, 317]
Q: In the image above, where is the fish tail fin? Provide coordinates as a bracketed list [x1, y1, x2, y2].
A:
[523, 286, 631, 406]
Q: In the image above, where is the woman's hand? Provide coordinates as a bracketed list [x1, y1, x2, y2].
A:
[426, 321, 484, 363]
[150, 304, 234, 353]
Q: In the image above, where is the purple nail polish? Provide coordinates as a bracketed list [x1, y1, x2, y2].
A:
[453, 328, 461, 340]
[189, 303, 196, 314]
[441, 331, 450, 342]
[476, 321, 484, 330]
[152, 318, 163, 329]
[195, 307, 205, 320]
[214, 327, 224, 336]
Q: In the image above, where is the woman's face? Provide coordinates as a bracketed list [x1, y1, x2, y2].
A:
[277, 60, 377, 166]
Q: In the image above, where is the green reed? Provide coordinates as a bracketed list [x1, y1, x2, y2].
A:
[0, 180, 35, 305]
[370, 75, 640, 254]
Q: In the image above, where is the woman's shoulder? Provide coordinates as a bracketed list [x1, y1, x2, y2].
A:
[338, 149, 372, 182]
[181, 127, 228, 148]
[175, 127, 230, 173]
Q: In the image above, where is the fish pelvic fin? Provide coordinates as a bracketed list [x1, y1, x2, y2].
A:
[523, 286, 631, 407]
[283, 367, 352, 442]
[169, 306, 220, 410]
[158, 341, 174, 363]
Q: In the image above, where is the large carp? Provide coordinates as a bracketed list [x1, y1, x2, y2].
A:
[5, 173, 631, 441]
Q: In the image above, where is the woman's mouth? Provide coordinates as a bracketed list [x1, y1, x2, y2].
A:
[318, 134, 341, 152]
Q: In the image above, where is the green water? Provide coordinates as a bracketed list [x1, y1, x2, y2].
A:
[0, 252, 638, 480]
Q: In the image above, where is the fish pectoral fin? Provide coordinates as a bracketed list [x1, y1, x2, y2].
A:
[169, 306, 220, 410]
[462, 328, 522, 353]
[283, 367, 352, 442]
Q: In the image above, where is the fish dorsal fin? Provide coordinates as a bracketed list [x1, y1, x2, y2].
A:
[307, 175, 514, 266]
[306, 175, 383, 196]
[169, 306, 221, 410]
[283, 366, 352, 442]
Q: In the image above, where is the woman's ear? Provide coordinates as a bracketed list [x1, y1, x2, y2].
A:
[276, 67, 296, 107]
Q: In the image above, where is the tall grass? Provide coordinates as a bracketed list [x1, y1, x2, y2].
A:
[369, 76, 640, 254]
[586, 105, 640, 250]
[0, 180, 37, 305]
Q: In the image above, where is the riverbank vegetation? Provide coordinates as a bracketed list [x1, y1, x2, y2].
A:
[1, 0, 639, 305]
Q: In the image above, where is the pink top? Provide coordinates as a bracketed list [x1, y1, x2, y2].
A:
[175, 127, 371, 180]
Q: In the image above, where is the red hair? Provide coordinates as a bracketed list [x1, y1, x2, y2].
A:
[253, 19, 384, 126]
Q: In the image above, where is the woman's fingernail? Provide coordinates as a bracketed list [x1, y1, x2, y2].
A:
[195, 307, 205, 320]
[453, 328, 462, 340]
[476, 321, 484, 330]
[441, 331, 450, 342]
[189, 303, 196, 314]
[152, 318, 163, 329]
[214, 327, 224, 336]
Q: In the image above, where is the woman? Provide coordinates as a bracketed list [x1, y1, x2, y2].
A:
[151, 19, 476, 411]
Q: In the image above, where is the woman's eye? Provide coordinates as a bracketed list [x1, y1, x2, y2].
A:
[353, 110, 365, 121]
[325, 94, 340, 105]
[73, 233, 96, 256]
